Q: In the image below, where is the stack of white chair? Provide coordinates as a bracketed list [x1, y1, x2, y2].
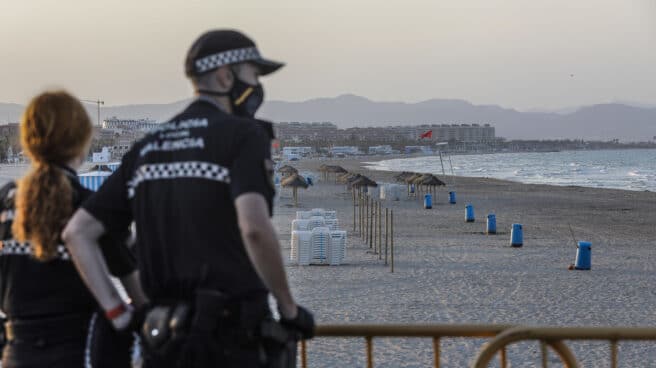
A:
[290, 230, 313, 266]
[295, 211, 313, 220]
[290, 208, 348, 266]
[323, 211, 337, 220]
[328, 231, 347, 265]
[324, 219, 339, 230]
[308, 216, 326, 230]
[311, 227, 330, 263]
[310, 208, 325, 217]
[291, 219, 310, 231]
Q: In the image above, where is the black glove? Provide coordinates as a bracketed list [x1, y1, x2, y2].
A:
[280, 305, 315, 340]
[126, 303, 149, 333]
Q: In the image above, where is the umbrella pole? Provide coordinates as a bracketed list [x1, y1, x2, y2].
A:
[293, 187, 298, 206]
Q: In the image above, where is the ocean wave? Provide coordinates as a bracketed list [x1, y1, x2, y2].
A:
[368, 149, 656, 192]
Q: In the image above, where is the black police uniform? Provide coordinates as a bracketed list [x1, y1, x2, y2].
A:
[82, 98, 278, 367]
[0, 166, 136, 368]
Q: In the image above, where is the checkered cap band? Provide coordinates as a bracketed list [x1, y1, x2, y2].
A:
[127, 161, 231, 198]
[194, 47, 261, 74]
[1, 240, 71, 261]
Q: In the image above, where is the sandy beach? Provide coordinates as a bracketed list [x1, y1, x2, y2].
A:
[2, 159, 655, 366]
[277, 157, 656, 367]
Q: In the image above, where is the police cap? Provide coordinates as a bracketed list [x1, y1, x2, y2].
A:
[185, 30, 284, 77]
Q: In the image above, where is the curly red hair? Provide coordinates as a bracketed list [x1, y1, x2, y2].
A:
[12, 91, 92, 261]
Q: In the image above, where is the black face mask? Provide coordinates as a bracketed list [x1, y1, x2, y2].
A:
[197, 72, 264, 118]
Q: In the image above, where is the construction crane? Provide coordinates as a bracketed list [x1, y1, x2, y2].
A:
[81, 99, 104, 126]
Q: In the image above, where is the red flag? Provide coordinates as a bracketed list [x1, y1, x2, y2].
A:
[420, 130, 432, 139]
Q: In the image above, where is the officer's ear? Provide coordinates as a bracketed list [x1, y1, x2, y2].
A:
[214, 66, 234, 92]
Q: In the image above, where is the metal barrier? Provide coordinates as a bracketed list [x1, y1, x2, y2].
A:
[300, 324, 514, 368]
[472, 326, 656, 368]
[300, 324, 656, 367]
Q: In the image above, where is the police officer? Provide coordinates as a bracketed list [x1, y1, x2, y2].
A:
[63, 30, 315, 367]
[0, 91, 144, 368]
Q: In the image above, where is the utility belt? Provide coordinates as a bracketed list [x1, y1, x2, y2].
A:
[5, 313, 90, 346]
[141, 289, 297, 367]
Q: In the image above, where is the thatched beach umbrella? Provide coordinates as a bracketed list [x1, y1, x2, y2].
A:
[404, 173, 422, 195]
[337, 172, 358, 185]
[415, 174, 445, 196]
[278, 165, 298, 178]
[322, 165, 348, 182]
[350, 176, 378, 191]
[281, 174, 308, 206]
[394, 171, 416, 182]
[318, 164, 329, 180]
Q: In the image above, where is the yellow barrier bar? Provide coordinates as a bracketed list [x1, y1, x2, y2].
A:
[301, 340, 307, 368]
[433, 337, 440, 368]
[610, 340, 617, 368]
[500, 346, 507, 368]
[366, 336, 373, 368]
[473, 326, 656, 368]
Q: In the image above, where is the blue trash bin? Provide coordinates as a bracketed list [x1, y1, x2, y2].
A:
[465, 204, 475, 222]
[510, 223, 523, 247]
[487, 214, 496, 234]
[410, 184, 415, 194]
[575, 241, 591, 270]
[424, 194, 432, 209]
[449, 191, 456, 204]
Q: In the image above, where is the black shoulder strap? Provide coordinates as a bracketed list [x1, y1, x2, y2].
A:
[254, 119, 275, 139]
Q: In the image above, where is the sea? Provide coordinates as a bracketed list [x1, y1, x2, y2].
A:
[365, 148, 656, 192]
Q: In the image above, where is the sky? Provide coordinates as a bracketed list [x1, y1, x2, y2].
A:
[1, 0, 655, 110]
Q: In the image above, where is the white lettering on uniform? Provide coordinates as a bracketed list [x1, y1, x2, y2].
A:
[151, 118, 208, 133]
[140, 137, 205, 157]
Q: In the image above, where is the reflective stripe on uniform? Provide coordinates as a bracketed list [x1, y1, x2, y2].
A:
[0, 239, 71, 260]
[126, 161, 231, 198]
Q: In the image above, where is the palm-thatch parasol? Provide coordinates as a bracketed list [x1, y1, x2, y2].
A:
[337, 172, 358, 185]
[394, 171, 416, 182]
[281, 174, 308, 206]
[404, 173, 423, 195]
[415, 174, 445, 195]
[320, 165, 349, 182]
[278, 165, 298, 178]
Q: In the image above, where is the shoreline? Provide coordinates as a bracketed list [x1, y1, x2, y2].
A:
[353, 149, 656, 193]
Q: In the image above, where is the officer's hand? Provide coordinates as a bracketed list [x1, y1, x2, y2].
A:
[280, 305, 315, 340]
[110, 303, 149, 333]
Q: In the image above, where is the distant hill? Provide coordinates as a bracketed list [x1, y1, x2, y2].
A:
[2, 95, 656, 141]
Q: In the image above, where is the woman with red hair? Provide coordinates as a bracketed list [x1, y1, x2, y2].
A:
[0, 90, 146, 367]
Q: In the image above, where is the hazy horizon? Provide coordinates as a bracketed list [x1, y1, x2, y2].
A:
[1, 0, 655, 110]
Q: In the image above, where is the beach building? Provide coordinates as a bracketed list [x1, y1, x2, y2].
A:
[92, 147, 111, 163]
[282, 146, 313, 160]
[368, 145, 394, 155]
[102, 117, 159, 132]
[330, 146, 362, 156]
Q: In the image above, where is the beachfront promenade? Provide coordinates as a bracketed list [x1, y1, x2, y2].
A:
[278, 157, 656, 367]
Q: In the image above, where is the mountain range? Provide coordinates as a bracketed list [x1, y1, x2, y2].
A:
[2, 94, 655, 141]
